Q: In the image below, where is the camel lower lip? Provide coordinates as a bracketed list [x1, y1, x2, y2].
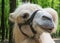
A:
[37, 23, 52, 32]
[47, 29, 52, 32]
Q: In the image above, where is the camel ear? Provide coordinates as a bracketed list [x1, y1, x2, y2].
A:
[9, 13, 16, 22]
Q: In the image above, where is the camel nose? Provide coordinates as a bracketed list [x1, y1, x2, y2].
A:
[42, 22, 54, 30]
[48, 23, 54, 30]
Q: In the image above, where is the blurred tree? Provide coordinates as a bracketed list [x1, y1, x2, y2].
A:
[22, 0, 27, 2]
[9, 0, 16, 43]
[1, 0, 5, 42]
[51, 0, 54, 8]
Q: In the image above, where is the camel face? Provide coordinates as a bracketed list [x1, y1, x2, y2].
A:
[9, 3, 56, 34]
[9, 9, 54, 34]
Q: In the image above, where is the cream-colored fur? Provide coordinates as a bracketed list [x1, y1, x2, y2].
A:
[40, 32, 55, 43]
[9, 3, 58, 43]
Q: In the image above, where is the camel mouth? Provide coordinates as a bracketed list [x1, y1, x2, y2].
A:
[37, 24, 53, 33]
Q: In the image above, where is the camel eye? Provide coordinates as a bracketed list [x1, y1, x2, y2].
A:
[22, 13, 29, 19]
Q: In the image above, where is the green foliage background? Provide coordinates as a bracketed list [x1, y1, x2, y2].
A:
[0, 0, 60, 39]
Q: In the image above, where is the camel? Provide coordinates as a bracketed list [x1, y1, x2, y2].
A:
[9, 3, 58, 43]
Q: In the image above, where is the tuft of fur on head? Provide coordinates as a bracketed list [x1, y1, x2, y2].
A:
[9, 3, 43, 23]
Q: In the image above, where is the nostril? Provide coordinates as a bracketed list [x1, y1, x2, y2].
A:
[48, 25, 54, 30]
[51, 24, 54, 28]
[42, 16, 51, 20]
[49, 29, 52, 31]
